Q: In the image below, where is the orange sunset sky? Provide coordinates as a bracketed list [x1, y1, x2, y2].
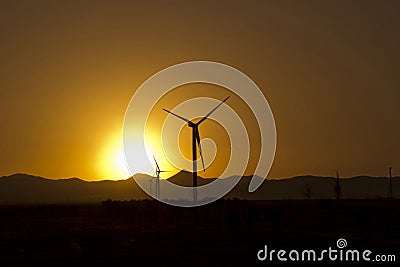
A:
[0, 0, 399, 180]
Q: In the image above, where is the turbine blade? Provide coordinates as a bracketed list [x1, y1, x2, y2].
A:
[163, 109, 190, 123]
[153, 156, 160, 172]
[195, 128, 206, 172]
[197, 96, 230, 125]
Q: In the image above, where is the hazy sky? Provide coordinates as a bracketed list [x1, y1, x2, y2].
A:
[0, 0, 399, 180]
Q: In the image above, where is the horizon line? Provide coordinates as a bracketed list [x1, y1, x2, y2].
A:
[1, 172, 399, 183]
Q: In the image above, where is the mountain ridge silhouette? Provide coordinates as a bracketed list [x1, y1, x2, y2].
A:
[0, 171, 399, 204]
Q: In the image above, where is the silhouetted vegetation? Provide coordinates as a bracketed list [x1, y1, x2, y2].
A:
[1, 199, 399, 266]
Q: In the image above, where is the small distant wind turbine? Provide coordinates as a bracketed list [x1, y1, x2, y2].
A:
[163, 96, 230, 202]
[153, 156, 168, 199]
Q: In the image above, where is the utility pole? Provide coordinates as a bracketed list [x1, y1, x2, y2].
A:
[305, 183, 311, 200]
[389, 167, 393, 199]
[335, 170, 341, 200]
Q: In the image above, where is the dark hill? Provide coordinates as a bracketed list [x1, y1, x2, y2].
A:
[166, 170, 215, 187]
[0, 173, 399, 204]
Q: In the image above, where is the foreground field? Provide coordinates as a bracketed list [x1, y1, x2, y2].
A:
[0, 200, 399, 266]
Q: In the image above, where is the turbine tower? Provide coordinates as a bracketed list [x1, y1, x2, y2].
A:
[148, 178, 153, 196]
[153, 156, 168, 199]
[163, 96, 230, 202]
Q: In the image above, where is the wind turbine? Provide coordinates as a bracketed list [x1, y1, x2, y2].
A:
[153, 156, 168, 199]
[163, 96, 230, 202]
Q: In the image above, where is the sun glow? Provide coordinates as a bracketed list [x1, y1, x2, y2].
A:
[98, 129, 177, 181]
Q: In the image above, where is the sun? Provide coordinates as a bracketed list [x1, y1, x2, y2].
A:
[98, 127, 179, 181]
[98, 131, 132, 180]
